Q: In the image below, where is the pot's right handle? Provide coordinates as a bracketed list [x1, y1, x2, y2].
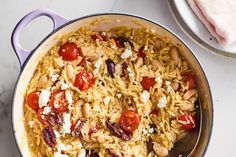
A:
[11, 8, 70, 67]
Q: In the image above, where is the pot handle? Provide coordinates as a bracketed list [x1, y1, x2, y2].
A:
[11, 8, 70, 67]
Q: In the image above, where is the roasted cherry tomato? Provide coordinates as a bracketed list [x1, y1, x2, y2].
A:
[37, 108, 46, 124]
[59, 42, 80, 61]
[137, 46, 146, 59]
[70, 119, 79, 132]
[88, 125, 99, 136]
[178, 114, 196, 130]
[27, 91, 39, 111]
[141, 76, 156, 90]
[91, 33, 106, 41]
[74, 70, 95, 91]
[119, 111, 140, 133]
[181, 71, 196, 90]
[150, 108, 158, 115]
[79, 58, 87, 68]
[49, 89, 68, 113]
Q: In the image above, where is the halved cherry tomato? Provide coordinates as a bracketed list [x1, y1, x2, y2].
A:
[79, 58, 87, 68]
[137, 46, 146, 59]
[74, 70, 95, 91]
[70, 119, 79, 132]
[150, 108, 158, 115]
[119, 111, 140, 133]
[141, 77, 156, 90]
[37, 108, 46, 124]
[91, 33, 106, 41]
[178, 114, 196, 130]
[181, 71, 196, 90]
[49, 89, 68, 113]
[59, 42, 80, 61]
[88, 125, 99, 136]
[27, 91, 39, 111]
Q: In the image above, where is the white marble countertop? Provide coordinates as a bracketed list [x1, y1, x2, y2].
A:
[0, 0, 236, 156]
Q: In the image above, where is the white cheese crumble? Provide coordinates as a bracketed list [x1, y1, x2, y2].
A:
[54, 102, 59, 108]
[28, 121, 34, 128]
[50, 74, 59, 82]
[78, 149, 86, 157]
[140, 90, 150, 103]
[60, 113, 71, 134]
[165, 81, 172, 92]
[121, 48, 132, 59]
[116, 93, 122, 98]
[157, 96, 167, 108]
[103, 96, 110, 105]
[94, 58, 103, 74]
[54, 152, 69, 157]
[65, 90, 73, 104]
[57, 143, 72, 151]
[42, 106, 51, 115]
[127, 67, 135, 77]
[38, 90, 51, 108]
[54, 130, 61, 138]
[61, 82, 70, 90]
[155, 76, 163, 85]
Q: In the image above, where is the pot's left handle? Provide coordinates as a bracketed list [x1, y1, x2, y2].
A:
[11, 8, 70, 67]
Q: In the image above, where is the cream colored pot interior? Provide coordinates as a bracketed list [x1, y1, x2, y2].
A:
[12, 14, 212, 157]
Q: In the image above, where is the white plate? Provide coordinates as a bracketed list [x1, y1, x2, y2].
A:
[168, 0, 236, 57]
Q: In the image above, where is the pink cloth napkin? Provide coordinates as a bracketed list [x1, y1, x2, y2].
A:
[188, 0, 236, 46]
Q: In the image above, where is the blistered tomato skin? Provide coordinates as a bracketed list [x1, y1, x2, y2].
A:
[59, 42, 80, 61]
[138, 46, 146, 59]
[27, 91, 40, 111]
[178, 114, 196, 130]
[141, 77, 156, 90]
[181, 71, 196, 90]
[74, 70, 95, 91]
[49, 90, 68, 113]
[119, 111, 140, 133]
[37, 108, 46, 124]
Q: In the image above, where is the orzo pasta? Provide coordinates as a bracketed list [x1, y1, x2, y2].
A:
[24, 26, 198, 157]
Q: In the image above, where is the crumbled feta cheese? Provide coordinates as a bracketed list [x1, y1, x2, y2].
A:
[149, 127, 154, 133]
[54, 130, 61, 138]
[157, 96, 167, 108]
[94, 58, 103, 70]
[57, 143, 72, 151]
[121, 48, 132, 59]
[60, 113, 71, 134]
[42, 106, 51, 115]
[65, 90, 73, 104]
[54, 102, 59, 108]
[78, 149, 86, 157]
[155, 76, 163, 85]
[116, 93, 122, 98]
[165, 81, 172, 92]
[140, 90, 150, 103]
[28, 121, 34, 128]
[94, 58, 103, 74]
[127, 67, 135, 77]
[144, 46, 148, 51]
[61, 82, 70, 90]
[54, 152, 69, 157]
[103, 96, 110, 105]
[38, 90, 51, 108]
[50, 74, 59, 82]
